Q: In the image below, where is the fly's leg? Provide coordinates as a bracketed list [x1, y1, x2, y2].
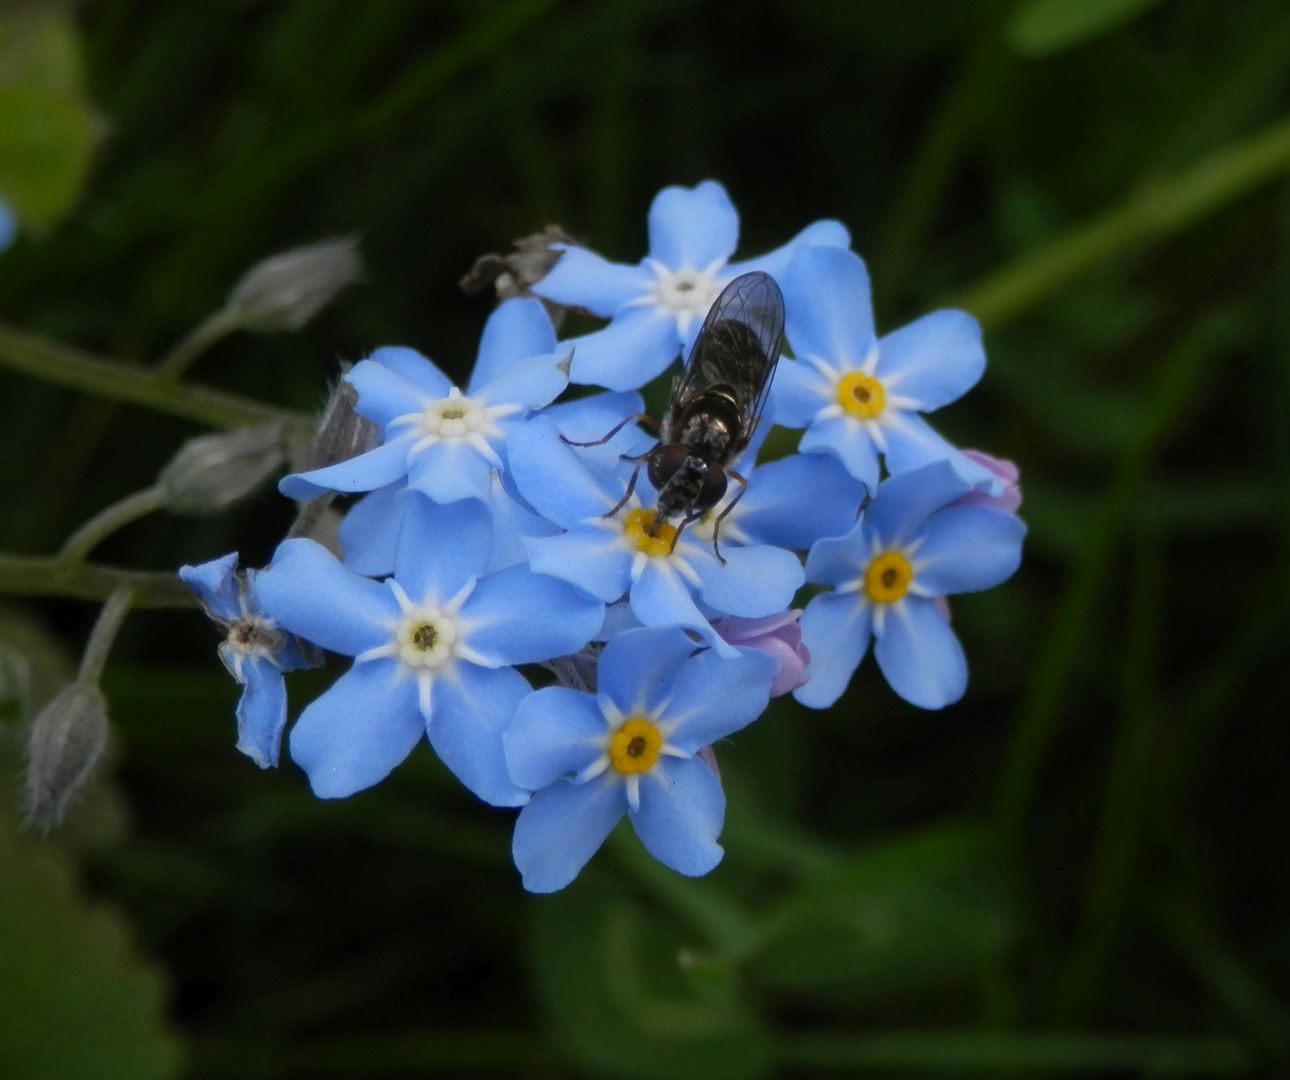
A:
[709, 469, 749, 566]
[603, 456, 647, 518]
[560, 413, 660, 448]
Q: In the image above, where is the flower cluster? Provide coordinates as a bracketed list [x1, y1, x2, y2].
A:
[182, 181, 1025, 892]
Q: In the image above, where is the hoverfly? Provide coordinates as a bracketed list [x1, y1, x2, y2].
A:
[563, 270, 785, 563]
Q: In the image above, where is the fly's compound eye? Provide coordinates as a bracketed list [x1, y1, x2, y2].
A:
[647, 444, 689, 490]
[693, 466, 728, 512]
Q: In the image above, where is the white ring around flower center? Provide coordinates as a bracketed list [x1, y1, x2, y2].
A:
[648, 265, 722, 316]
[396, 608, 459, 669]
[418, 391, 489, 441]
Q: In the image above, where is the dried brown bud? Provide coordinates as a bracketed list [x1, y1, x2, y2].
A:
[159, 423, 286, 514]
[23, 681, 108, 832]
[227, 237, 363, 332]
[309, 374, 380, 471]
[461, 226, 574, 328]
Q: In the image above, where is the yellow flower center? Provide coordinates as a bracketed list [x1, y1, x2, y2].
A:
[836, 371, 886, 419]
[609, 718, 663, 774]
[623, 508, 678, 557]
[864, 551, 913, 603]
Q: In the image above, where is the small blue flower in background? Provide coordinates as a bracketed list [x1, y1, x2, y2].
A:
[179, 552, 315, 768]
[794, 460, 1025, 711]
[772, 245, 1000, 495]
[504, 626, 777, 893]
[280, 297, 570, 504]
[254, 495, 604, 804]
[507, 415, 805, 657]
[0, 196, 16, 253]
[532, 180, 851, 391]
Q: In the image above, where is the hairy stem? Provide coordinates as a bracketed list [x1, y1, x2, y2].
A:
[0, 553, 193, 608]
[78, 587, 137, 684]
[58, 486, 167, 564]
[0, 321, 310, 431]
[155, 308, 242, 380]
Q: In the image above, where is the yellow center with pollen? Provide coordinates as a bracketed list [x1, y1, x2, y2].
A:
[836, 371, 886, 419]
[609, 718, 663, 774]
[865, 551, 913, 603]
[623, 508, 678, 557]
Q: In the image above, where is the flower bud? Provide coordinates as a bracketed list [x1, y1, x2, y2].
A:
[23, 681, 108, 832]
[159, 423, 286, 514]
[952, 451, 1022, 514]
[712, 610, 811, 697]
[308, 376, 379, 471]
[227, 237, 362, 332]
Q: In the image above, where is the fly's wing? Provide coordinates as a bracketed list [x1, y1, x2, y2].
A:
[672, 271, 786, 438]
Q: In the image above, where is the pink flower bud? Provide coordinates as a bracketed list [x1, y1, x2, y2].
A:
[953, 451, 1022, 514]
[712, 610, 811, 697]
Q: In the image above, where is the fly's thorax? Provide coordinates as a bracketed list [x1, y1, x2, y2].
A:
[673, 389, 742, 462]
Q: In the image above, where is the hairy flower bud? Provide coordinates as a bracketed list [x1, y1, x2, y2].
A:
[159, 423, 286, 514]
[227, 237, 362, 332]
[23, 681, 108, 832]
[309, 375, 380, 471]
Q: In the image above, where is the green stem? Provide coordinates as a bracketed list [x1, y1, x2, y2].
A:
[0, 552, 193, 608]
[58, 486, 167, 564]
[78, 587, 136, 684]
[0, 321, 310, 431]
[154, 308, 242, 380]
[991, 308, 1243, 869]
[952, 111, 1290, 329]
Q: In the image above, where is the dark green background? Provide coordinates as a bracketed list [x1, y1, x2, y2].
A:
[1, 0, 1288, 1076]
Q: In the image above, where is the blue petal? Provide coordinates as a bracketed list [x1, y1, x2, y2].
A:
[913, 506, 1026, 596]
[564, 306, 681, 391]
[338, 482, 404, 578]
[524, 528, 632, 603]
[531, 246, 654, 317]
[256, 539, 399, 656]
[505, 686, 607, 790]
[782, 246, 876, 368]
[880, 412, 1002, 493]
[366, 346, 453, 399]
[279, 436, 413, 500]
[725, 218, 852, 281]
[878, 310, 985, 411]
[800, 415, 880, 492]
[736, 454, 864, 549]
[873, 596, 967, 709]
[508, 415, 622, 525]
[542, 391, 654, 471]
[346, 359, 431, 429]
[487, 481, 560, 573]
[768, 357, 832, 428]
[694, 544, 804, 618]
[289, 658, 422, 797]
[235, 658, 288, 768]
[803, 519, 870, 588]
[597, 626, 696, 716]
[647, 180, 740, 270]
[0, 197, 16, 252]
[394, 493, 491, 602]
[794, 592, 872, 709]
[429, 664, 532, 806]
[512, 773, 625, 893]
[179, 552, 242, 620]
[630, 562, 731, 652]
[630, 756, 725, 877]
[406, 439, 494, 503]
[662, 646, 775, 752]
[469, 297, 559, 391]
[863, 460, 975, 548]
[475, 348, 571, 410]
[464, 564, 604, 665]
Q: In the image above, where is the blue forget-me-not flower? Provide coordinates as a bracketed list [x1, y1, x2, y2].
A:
[505, 626, 777, 892]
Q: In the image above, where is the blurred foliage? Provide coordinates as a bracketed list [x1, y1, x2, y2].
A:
[1, 0, 1289, 1076]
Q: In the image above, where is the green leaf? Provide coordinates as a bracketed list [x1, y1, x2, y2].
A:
[528, 869, 772, 1080]
[751, 824, 1011, 999]
[0, 9, 98, 225]
[0, 802, 185, 1079]
[1006, 0, 1168, 58]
